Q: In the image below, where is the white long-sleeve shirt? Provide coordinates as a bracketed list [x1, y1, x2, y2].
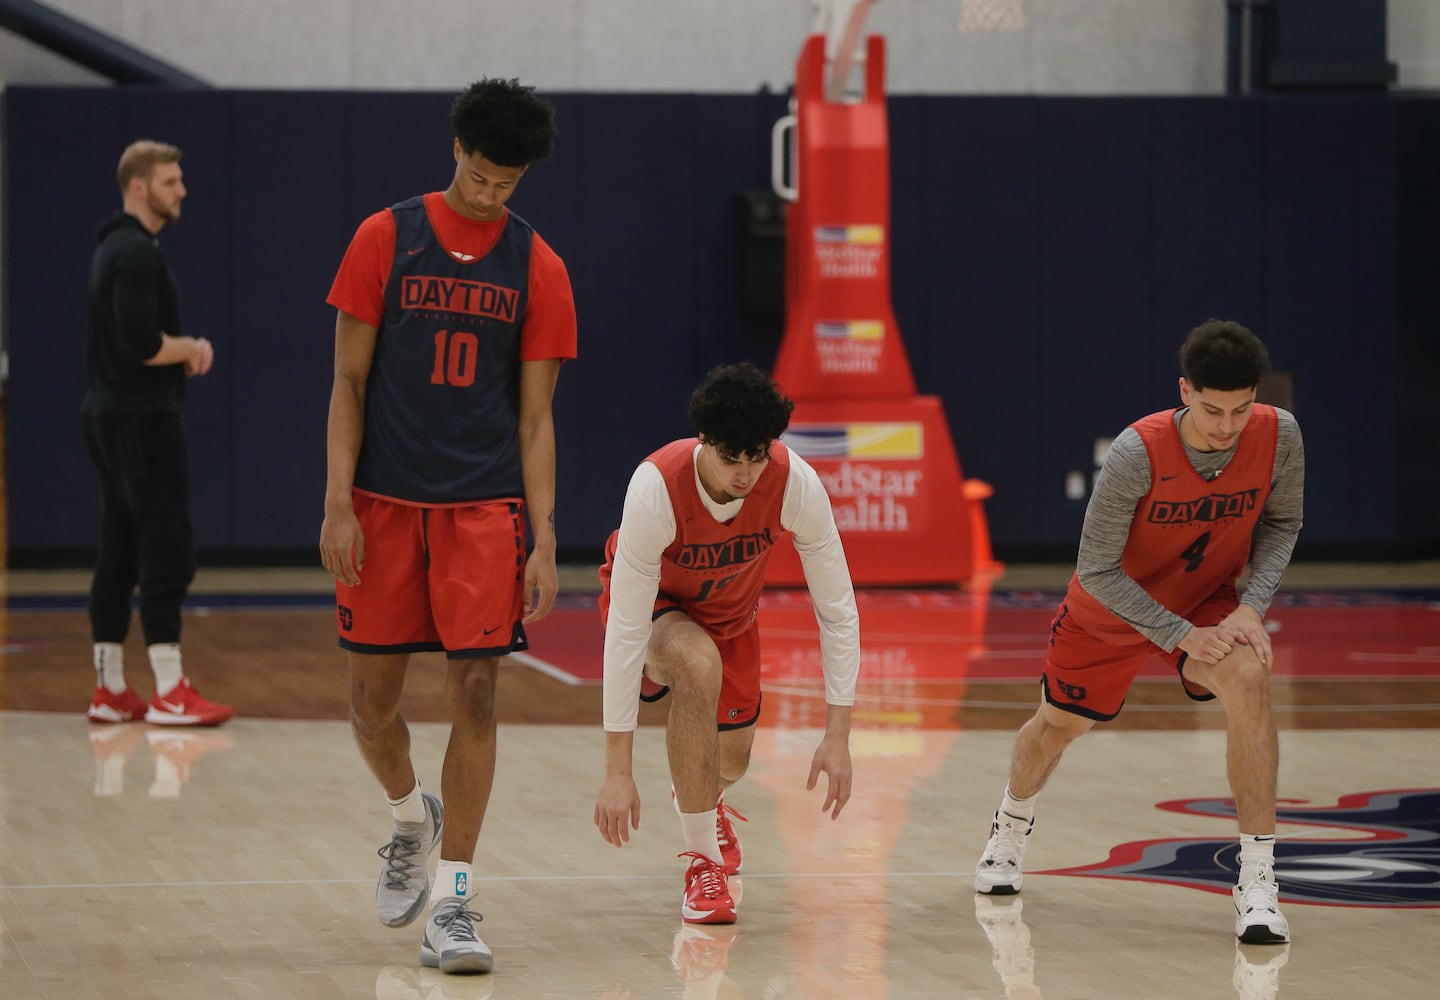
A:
[602, 444, 860, 732]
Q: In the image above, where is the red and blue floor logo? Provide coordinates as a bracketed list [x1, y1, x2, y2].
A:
[1046, 788, 1440, 906]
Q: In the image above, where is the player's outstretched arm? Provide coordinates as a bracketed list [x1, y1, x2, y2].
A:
[595, 730, 642, 846]
[807, 703, 854, 819]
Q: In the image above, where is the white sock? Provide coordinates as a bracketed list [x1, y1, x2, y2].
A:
[387, 780, 427, 824]
[94, 642, 127, 695]
[1239, 833, 1276, 879]
[671, 784, 728, 812]
[999, 786, 1037, 824]
[680, 809, 723, 866]
[147, 643, 184, 698]
[434, 860, 472, 906]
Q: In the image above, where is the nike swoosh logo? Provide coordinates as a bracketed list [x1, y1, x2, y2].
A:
[406, 247, 424, 255]
[1160, 474, 1178, 481]
[482, 626, 500, 636]
[157, 699, 186, 713]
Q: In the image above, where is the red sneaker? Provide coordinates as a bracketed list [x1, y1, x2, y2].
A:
[86, 684, 147, 723]
[144, 678, 234, 726]
[716, 797, 748, 875]
[680, 852, 736, 925]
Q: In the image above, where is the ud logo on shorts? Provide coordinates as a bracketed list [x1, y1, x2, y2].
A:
[337, 605, 354, 631]
[728, 708, 739, 720]
[454, 872, 468, 896]
[1055, 678, 1087, 701]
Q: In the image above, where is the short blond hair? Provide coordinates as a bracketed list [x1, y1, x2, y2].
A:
[117, 140, 182, 191]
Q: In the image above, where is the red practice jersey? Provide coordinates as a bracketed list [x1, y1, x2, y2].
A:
[651, 438, 793, 640]
[1063, 405, 1280, 641]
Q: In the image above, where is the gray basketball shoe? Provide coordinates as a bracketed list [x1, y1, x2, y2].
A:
[375, 792, 444, 927]
[420, 896, 494, 974]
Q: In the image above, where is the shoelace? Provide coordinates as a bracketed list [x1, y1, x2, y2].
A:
[432, 898, 483, 943]
[986, 818, 1030, 866]
[716, 801, 748, 849]
[678, 851, 729, 900]
[377, 833, 423, 889]
[1238, 870, 1280, 916]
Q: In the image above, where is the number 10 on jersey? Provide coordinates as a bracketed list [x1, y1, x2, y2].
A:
[431, 329, 478, 387]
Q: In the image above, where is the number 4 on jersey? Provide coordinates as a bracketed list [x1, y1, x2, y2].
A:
[1180, 530, 1211, 572]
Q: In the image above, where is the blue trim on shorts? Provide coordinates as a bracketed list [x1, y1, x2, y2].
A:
[1040, 672, 1122, 722]
[640, 684, 762, 731]
[446, 620, 530, 658]
[339, 620, 528, 658]
[718, 694, 762, 731]
[1175, 654, 1219, 702]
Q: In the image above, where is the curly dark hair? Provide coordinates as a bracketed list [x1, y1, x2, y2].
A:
[450, 78, 557, 167]
[1179, 319, 1272, 392]
[687, 363, 795, 459]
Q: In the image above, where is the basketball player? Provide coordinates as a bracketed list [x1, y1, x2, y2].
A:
[593, 363, 861, 924]
[320, 78, 576, 974]
[974, 320, 1305, 945]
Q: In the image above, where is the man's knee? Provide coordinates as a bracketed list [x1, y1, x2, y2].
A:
[349, 659, 407, 733]
[718, 735, 754, 784]
[1035, 703, 1094, 744]
[350, 692, 401, 737]
[1210, 646, 1271, 708]
[649, 627, 722, 702]
[448, 659, 499, 720]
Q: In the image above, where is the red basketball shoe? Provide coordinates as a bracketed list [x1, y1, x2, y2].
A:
[145, 678, 234, 726]
[716, 797, 748, 875]
[679, 852, 736, 925]
[86, 684, 147, 723]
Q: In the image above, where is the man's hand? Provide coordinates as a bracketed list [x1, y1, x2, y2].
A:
[185, 337, 214, 376]
[806, 732, 853, 820]
[595, 774, 642, 847]
[319, 503, 364, 586]
[1177, 623, 1242, 665]
[522, 544, 558, 624]
[1218, 604, 1273, 669]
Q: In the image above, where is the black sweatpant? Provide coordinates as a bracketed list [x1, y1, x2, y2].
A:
[82, 410, 197, 645]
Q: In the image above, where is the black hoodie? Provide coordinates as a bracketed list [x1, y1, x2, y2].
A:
[82, 212, 185, 414]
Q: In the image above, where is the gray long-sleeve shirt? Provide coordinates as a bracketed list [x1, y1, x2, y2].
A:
[1075, 407, 1305, 652]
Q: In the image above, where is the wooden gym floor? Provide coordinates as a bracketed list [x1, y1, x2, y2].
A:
[1, 560, 1437, 999]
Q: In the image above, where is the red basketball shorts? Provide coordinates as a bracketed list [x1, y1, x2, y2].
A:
[599, 531, 762, 730]
[1042, 586, 1239, 720]
[336, 492, 528, 657]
